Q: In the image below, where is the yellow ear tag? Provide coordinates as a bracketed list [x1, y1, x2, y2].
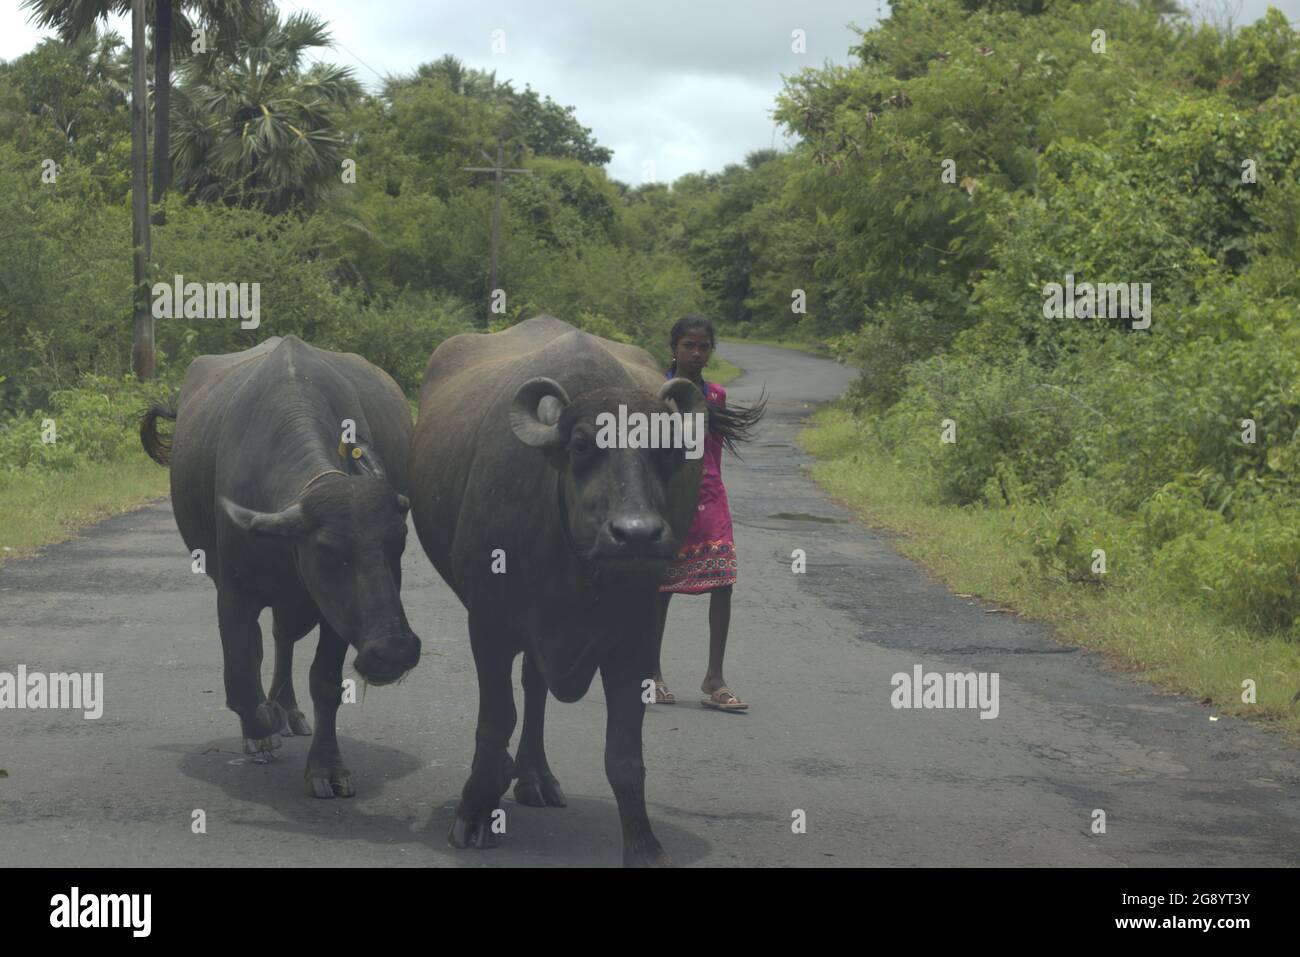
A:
[351, 447, 363, 460]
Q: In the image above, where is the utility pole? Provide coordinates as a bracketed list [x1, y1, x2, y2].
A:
[462, 137, 530, 324]
[130, 0, 154, 379]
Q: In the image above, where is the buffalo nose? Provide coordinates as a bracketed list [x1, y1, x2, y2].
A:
[606, 515, 669, 550]
[354, 632, 421, 685]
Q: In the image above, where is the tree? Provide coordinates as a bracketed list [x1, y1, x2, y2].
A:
[169, 8, 361, 214]
[21, 0, 262, 203]
[0, 28, 130, 165]
[130, 0, 151, 378]
[384, 54, 510, 102]
[384, 57, 613, 165]
[504, 86, 613, 166]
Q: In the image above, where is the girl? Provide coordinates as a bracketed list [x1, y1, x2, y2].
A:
[652, 314, 748, 711]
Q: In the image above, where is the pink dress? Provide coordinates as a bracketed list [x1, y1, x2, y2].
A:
[660, 380, 738, 594]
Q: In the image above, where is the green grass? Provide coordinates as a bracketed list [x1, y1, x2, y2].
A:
[0, 460, 170, 569]
[800, 405, 1300, 741]
[703, 354, 742, 385]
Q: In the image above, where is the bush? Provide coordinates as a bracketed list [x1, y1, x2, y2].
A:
[832, 295, 969, 413]
[315, 289, 477, 394]
[0, 374, 174, 475]
[1013, 475, 1140, 586]
[877, 352, 1084, 507]
[1153, 498, 1300, 636]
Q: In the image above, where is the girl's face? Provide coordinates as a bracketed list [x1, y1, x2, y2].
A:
[672, 329, 714, 380]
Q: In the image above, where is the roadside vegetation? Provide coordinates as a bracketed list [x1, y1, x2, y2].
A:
[803, 407, 1300, 739]
[775, 0, 1300, 736]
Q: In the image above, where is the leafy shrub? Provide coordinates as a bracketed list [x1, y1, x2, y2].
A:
[0, 374, 174, 475]
[1013, 476, 1139, 586]
[832, 295, 969, 413]
[1153, 498, 1300, 636]
[315, 289, 477, 394]
[877, 352, 1083, 506]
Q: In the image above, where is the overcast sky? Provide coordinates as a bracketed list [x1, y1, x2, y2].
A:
[2, 0, 1295, 185]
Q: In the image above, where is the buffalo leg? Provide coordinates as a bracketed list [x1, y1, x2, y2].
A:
[513, 651, 567, 807]
[304, 620, 353, 798]
[449, 615, 517, 850]
[270, 600, 318, 736]
[216, 582, 285, 754]
[600, 629, 669, 867]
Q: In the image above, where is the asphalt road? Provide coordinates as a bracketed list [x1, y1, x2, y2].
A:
[1, 342, 1296, 867]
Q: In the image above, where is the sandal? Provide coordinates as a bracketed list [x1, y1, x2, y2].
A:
[654, 680, 676, 705]
[701, 686, 748, 711]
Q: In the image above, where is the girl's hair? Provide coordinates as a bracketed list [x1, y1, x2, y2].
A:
[667, 314, 716, 376]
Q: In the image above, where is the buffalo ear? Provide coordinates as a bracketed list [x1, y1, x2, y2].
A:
[510, 377, 571, 448]
[220, 498, 312, 539]
[659, 377, 704, 416]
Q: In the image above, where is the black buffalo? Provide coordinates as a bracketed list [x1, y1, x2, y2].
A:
[140, 336, 421, 797]
[409, 314, 757, 866]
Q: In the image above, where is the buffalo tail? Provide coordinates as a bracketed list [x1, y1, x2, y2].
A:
[139, 400, 177, 466]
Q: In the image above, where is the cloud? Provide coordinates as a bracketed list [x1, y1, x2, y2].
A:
[260, 0, 871, 182]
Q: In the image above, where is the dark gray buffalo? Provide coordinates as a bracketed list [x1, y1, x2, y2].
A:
[140, 336, 421, 797]
[409, 314, 756, 866]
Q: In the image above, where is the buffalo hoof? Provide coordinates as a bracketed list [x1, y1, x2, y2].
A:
[282, 708, 313, 736]
[242, 700, 288, 741]
[448, 810, 504, 850]
[514, 769, 567, 808]
[243, 734, 282, 755]
[306, 763, 354, 799]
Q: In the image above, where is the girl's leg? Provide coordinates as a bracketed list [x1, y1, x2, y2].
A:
[652, 591, 673, 684]
[702, 585, 733, 693]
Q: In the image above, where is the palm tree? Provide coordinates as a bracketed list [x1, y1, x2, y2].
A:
[151, 0, 173, 201]
[384, 54, 513, 103]
[151, 0, 263, 202]
[22, 0, 262, 202]
[23, 0, 259, 378]
[169, 8, 361, 214]
[129, 0, 151, 378]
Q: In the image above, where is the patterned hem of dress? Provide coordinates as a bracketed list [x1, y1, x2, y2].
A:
[659, 539, 738, 594]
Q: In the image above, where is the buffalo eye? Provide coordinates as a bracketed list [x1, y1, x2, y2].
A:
[569, 432, 592, 456]
[310, 535, 350, 567]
